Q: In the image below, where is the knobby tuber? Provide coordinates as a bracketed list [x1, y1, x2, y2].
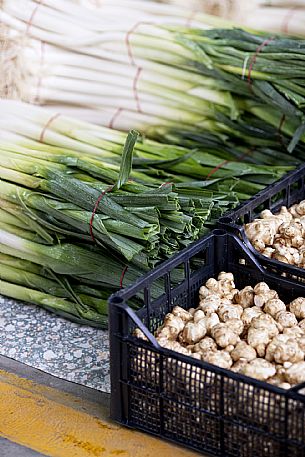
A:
[134, 272, 305, 389]
[245, 200, 305, 269]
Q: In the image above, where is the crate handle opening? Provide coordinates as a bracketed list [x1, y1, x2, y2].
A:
[213, 228, 227, 236]
[110, 296, 124, 304]
[219, 216, 233, 224]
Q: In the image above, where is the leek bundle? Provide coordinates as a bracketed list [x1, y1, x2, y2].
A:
[2, 0, 305, 158]
[0, 101, 293, 326]
[155, 0, 305, 38]
[0, 1, 303, 327]
[180, 27, 305, 153]
[230, 1, 305, 38]
[0, 0, 235, 136]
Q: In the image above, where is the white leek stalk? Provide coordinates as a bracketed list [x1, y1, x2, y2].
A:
[0, 2, 238, 136]
[237, 6, 305, 36]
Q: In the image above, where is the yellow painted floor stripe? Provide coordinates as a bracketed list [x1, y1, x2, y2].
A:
[0, 370, 199, 457]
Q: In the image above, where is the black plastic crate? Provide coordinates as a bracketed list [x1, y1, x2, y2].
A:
[109, 230, 305, 457]
[218, 164, 305, 282]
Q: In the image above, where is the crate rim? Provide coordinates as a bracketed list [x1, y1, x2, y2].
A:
[217, 162, 305, 281]
[110, 229, 230, 301]
[218, 162, 305, 224]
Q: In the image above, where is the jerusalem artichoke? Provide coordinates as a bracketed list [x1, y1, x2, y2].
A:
[274, 310, 298, 331]
[153, 273, 305, 390]
[253, 283, 278, 307]
[179, 320, 207, 344]
[241, 306, 264, 328]
[250, 314, 279, 338]
[202, 313, 220, 333]
[157, 314, 185, 340]
[231, 341, 257, 362]
[265, 334, 291, 362]
[289, 201, 305, 218]
[218, 303, 243, 322]
[225, 318, 244, 336]
[244, 200, 305, 269]
[193, 309, 206, 323]
[283, 327, 304, 338]
[285, 361, 305, 384]
[193, 337, 217, 354]
[202, 350, 233, 369]
[273, 338, 304, 364]
[297, 336, 305, 352]
[193, 311, 219, 334]
[234, 286, 254, 308]
[158, 339, 190, 355]
[289, 297, 305, 319]
[172, 306, 193, 323]
[241, 358, 276, 381]
[211, 323, 240, 348]
[198, 294, 220, 314]
[134, 328, 148, 341]
[264, 298, 286, 318]
[267, 376, 291, 389]
[247, 327, 271, 357]
[231, 359, 249, 373]
[199, 278, 219, 299]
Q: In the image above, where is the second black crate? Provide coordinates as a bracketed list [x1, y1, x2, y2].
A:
[218, 164, 305, 282]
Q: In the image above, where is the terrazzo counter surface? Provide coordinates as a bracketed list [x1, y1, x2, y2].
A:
[0, 295, 110, 392]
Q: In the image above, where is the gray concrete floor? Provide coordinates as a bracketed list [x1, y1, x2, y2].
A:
[0, 295, 110, 392]
[0, 438, 45, 457]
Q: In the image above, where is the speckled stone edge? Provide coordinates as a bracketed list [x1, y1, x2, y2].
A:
[0, 295, 110, 393]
